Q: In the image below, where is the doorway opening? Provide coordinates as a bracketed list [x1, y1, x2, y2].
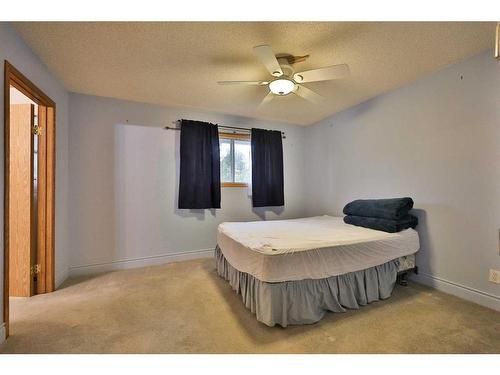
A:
[3, 61, 56, 338]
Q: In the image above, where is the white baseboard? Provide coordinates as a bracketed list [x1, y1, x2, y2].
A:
[0, 322, 5, 345]
[410, 272, 500, 311]
[69, 248, 215, 277]
[55, 267, 69, 288]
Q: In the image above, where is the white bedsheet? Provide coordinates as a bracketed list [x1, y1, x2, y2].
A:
[217, 215, 419, 282]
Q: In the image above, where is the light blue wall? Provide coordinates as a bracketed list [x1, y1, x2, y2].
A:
[305, 50, 500, 309]
[68, 93, 308, 273]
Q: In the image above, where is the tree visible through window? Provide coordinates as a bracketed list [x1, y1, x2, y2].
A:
[219, 133, 251, 187]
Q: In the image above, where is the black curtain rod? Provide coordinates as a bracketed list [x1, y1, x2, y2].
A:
[164, 121, 286, 138]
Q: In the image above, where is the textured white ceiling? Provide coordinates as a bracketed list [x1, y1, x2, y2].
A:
[13, 22, 495, 125]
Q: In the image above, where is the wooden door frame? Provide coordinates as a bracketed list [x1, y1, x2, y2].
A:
[3, 60, 56, 338]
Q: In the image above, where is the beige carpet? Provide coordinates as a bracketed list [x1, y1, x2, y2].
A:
[1, 258, 499, 354]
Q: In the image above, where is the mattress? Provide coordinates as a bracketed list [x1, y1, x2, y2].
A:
[217, 215, 419, 282]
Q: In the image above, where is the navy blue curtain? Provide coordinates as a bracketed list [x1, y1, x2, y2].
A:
[178, 120, 221, 209]
[251, 128, 284, 207]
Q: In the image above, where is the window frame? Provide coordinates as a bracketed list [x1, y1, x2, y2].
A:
[219, 132, 251, 188]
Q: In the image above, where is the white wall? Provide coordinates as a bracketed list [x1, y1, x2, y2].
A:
[0, 23, 70, 336]
[68, 93, 307, 274]
[305, 50, 500, 309]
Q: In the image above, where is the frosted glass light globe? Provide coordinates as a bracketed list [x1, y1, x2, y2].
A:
[269, 79, 295, 95]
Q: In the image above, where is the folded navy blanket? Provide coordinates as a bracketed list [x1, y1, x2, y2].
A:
[343, 197, 414, 220]
[344, 214, 418, 233]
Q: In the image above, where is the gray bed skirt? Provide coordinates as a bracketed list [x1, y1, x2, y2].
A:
[215, 246, 399, 327]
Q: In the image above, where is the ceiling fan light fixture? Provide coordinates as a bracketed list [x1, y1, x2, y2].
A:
[269, 79, 295, 96]
[219, 44, 350, 106]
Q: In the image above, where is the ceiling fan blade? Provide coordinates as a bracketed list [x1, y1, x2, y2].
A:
[258, 91, 274, 109]
[294, 64, 349, 83]
[293, 85, 324, 104]
[253, 45, 283, 77]
[218, 80, 268, 85]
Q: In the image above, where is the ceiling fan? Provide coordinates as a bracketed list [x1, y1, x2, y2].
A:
[217, 45, 350, 107]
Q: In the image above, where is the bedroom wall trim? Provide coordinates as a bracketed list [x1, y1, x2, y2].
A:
[411, 272, 500, 311]
[69, 248, 215, 276]
[0, 322, 5, 345]
[55, 267, 69, 288]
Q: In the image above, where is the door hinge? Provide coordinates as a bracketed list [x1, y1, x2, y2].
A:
[30, 264, 41, 276]
[32, 124, 41, 135]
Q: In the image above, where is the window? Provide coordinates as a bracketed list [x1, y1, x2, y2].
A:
[219, 133, 251, 187]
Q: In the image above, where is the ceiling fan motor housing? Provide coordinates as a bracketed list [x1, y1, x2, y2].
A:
[277, 57, 295, 78]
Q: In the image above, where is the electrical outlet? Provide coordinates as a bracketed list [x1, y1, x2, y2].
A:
[489, 269, 500, 284]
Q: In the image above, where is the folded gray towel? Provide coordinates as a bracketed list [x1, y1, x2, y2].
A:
[343, 197, 414, 220]
[344, 214, 418, 233]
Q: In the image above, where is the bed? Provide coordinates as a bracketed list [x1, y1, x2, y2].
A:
[215, 215, 419, 327]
